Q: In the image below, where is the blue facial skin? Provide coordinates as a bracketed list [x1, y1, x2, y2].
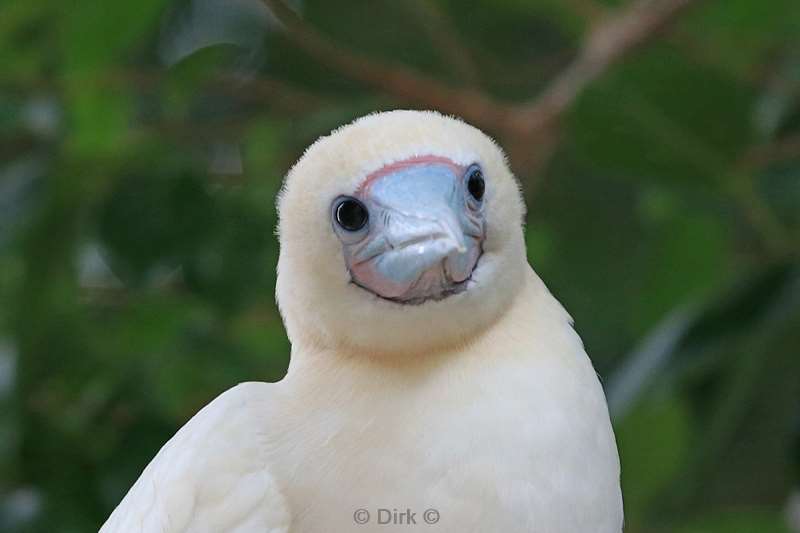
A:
[332, 162, 485, 303]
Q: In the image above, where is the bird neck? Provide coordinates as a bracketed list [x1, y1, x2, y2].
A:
[282, 266, 557, 382]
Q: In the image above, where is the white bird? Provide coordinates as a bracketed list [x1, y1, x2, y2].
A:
[101, 110, 623, 533]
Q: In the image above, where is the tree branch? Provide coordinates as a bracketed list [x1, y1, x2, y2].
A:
[740, 133, 800, 170]
[510, 0, 698, 136]
[261, 0, 701, 175]
[260, 0, 513, 132]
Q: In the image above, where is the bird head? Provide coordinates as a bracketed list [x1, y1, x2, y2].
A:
[277, 110, 527, 356]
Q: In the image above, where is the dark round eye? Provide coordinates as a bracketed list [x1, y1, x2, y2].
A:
[335, 197, 369, 231]
[467, 168, 485, 201]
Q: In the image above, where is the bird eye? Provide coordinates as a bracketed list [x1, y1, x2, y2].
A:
[334, 196, 369, 231]
[466, 166, 485, 202]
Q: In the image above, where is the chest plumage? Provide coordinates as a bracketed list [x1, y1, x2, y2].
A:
[263, 269, 622, 532]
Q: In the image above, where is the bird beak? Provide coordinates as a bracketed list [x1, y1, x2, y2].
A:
[343, 160, 484, 302]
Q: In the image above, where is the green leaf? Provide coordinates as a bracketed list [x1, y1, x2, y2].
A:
[61, 0, 169, 72]
[675, 508, 791, 533]
[616, 390, 691, 527]
[63, 88, 132, 156]
[685, 0, 800, 79]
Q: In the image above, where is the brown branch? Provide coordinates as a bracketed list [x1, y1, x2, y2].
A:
[494, 0, 702, 179]
[510, 0, 699, 136]
[260, 0, 513, 132]
[740, 133, 800, 170]
[261, 0, 700, 176]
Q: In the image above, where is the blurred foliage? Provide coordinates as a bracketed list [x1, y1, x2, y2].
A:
[0, 0, 799, 531]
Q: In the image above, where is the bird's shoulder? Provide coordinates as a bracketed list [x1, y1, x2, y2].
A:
[100, 382, 291, 533]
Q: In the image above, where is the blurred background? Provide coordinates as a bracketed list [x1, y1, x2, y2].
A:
[1, 0, 799, 531]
